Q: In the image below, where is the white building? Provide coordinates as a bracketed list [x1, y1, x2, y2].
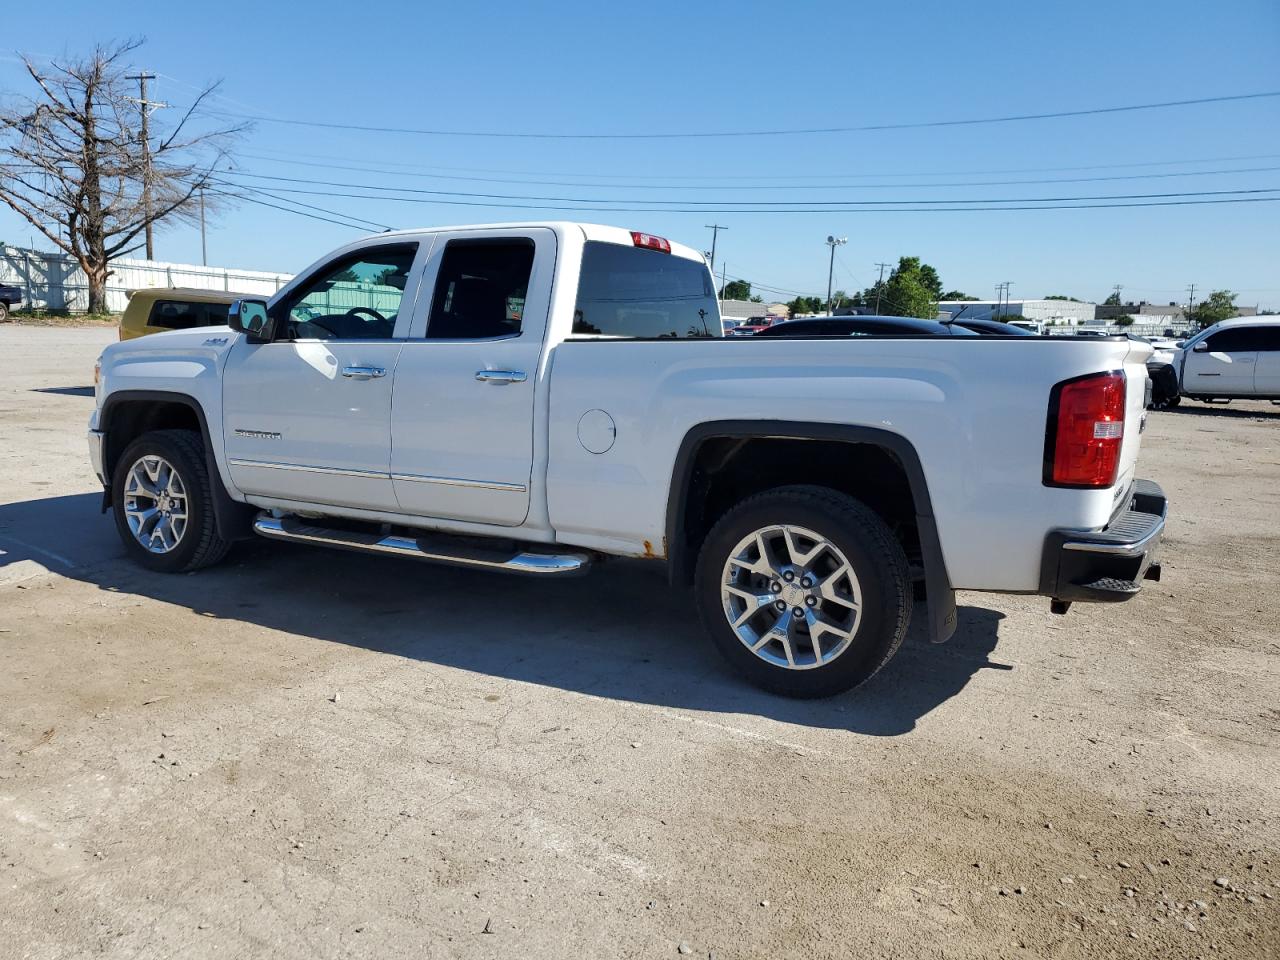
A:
[937, 299, 1098, 326]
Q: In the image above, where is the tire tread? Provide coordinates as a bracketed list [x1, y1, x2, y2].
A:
[115, 429, 231, 572]
[695, 484, 912, 697]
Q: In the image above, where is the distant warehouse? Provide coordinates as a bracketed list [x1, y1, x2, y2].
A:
[937, 299, 1097, 325]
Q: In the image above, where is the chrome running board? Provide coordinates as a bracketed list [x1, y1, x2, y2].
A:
[253, 514, 591, 577]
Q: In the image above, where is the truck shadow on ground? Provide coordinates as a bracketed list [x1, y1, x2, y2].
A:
[1, 492, 1012, 736]
[30, 386, 96, 397]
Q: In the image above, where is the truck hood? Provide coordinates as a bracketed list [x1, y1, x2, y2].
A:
[97, 325, 241, 409]
[102, 324, 238, 361]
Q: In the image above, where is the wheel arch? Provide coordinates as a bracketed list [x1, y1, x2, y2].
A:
[100, 390, 255, 541]
[665, 420, 957, 644]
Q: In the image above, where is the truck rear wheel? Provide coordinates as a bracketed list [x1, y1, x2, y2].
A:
[111, 429, 231, 573]
[694, 485, 911, 698]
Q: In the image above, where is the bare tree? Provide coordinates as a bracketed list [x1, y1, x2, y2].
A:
[0, 41, 245, 313]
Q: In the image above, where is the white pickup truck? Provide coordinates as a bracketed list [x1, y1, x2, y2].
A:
[89, 222, 1167, 697]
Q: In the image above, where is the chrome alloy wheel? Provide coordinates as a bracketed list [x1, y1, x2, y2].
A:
[122, 455, 189, 554]
[720, 524, 862, 670]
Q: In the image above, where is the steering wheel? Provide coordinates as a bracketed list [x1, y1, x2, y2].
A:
[346, 307, 386, 324]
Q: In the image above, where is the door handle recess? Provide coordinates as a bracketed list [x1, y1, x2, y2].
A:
[342, 365, 386, 380]
[475, 370, 527, 384]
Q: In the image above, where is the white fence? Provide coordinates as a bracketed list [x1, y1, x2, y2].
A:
[0, 244, 294, 314]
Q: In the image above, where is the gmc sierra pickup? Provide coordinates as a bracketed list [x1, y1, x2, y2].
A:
[89, 222, 1167, 697]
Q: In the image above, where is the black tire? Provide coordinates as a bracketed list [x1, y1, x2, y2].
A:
[0, 301, 9, 323]
[111, 429, 231, 573]
[1164, 394, 1181, 408]
[694, 485, 911, 699]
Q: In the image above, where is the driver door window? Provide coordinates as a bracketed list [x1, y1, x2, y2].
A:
[280, 245, 418, 340]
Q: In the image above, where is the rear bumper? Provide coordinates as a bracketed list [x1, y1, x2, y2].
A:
[1039, 479, 1167, 604]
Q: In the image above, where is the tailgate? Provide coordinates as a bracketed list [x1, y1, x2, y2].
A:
[1114, 338, 1154, 497]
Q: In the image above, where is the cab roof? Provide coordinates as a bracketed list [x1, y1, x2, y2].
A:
[370, 221, 707, 263]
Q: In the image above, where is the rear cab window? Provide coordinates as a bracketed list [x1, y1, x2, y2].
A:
[573, 242, 719, 339]
[147, 300, 230, 330]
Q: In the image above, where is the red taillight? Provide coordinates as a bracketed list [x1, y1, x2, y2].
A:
[630, 231, 671, 253]
[1045, 371, 1126, 487]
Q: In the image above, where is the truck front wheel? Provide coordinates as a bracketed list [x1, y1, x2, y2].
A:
[111, 429, 231, 573]
[694, 485, 911, 698]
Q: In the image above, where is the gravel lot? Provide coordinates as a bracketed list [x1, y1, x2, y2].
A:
[1, 324, 1277, 960]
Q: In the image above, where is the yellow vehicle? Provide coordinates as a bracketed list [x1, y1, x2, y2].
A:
[119, 287, 251, 341]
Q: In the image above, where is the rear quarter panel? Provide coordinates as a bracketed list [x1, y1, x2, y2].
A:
[546, 337, 1144, 592]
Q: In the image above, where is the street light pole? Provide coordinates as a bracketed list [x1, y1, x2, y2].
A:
[825, 235, 847, 314]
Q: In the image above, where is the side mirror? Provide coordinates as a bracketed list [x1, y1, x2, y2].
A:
[228, 299, 274, 342]
[1192, 341, 1209, 353]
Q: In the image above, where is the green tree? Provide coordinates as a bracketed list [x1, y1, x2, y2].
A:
[721, 279, 751, 300]
[918, 263, 943, 301]
[1103, 291, 1123, 306]
[1114, 315, 1135, 327]
[1045, 294, 1081, 301]
[1188, 290, 1238, 329]
[787, 295, 823, 316]
[941, 290, 977, 301]
[748, 294, 763, 303]
[879, 256, 939, 319]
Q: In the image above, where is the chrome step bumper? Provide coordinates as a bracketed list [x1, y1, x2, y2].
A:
[1039, 479, 1167, 608]
[253, 515, 591, 576]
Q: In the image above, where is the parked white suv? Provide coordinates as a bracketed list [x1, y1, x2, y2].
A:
[1176, 318, 1280, 403]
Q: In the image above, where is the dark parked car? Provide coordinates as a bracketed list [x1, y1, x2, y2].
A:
[0, 283, 21, 322]
[754, 315, 978, 337]
[946, 317, 1038, 336]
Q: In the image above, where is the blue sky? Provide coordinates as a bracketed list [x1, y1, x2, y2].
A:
[2, 0, 1278, 307]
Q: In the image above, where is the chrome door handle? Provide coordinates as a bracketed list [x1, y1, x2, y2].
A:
[475, 370, 527, 384]
[342, 365, 386, 380]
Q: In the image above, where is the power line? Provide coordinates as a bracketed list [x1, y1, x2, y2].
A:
[203, 187, 381, 232]
[209, 177, 394, 230]
[200, 187, 1280, 215]
[234, 147, 1280, 183]
[215, 171, 1280, 207]
[230, 152, 1280, 190]
[205, 90, 1280, 140]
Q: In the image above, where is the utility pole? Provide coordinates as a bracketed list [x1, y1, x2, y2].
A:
[125, 72, 166, 261]
[994, 283, 1005, 318]
[199, 187, 207, 266]
[825, 236, 847, 314]
[1186, 283, 1197, 319]
[720, 261, 728, 301]
[873, 261, 890, 314]
[1112, 283, 1123, 303]
[1001, 281, 1014, 318]
[704, 224, 727, 271]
